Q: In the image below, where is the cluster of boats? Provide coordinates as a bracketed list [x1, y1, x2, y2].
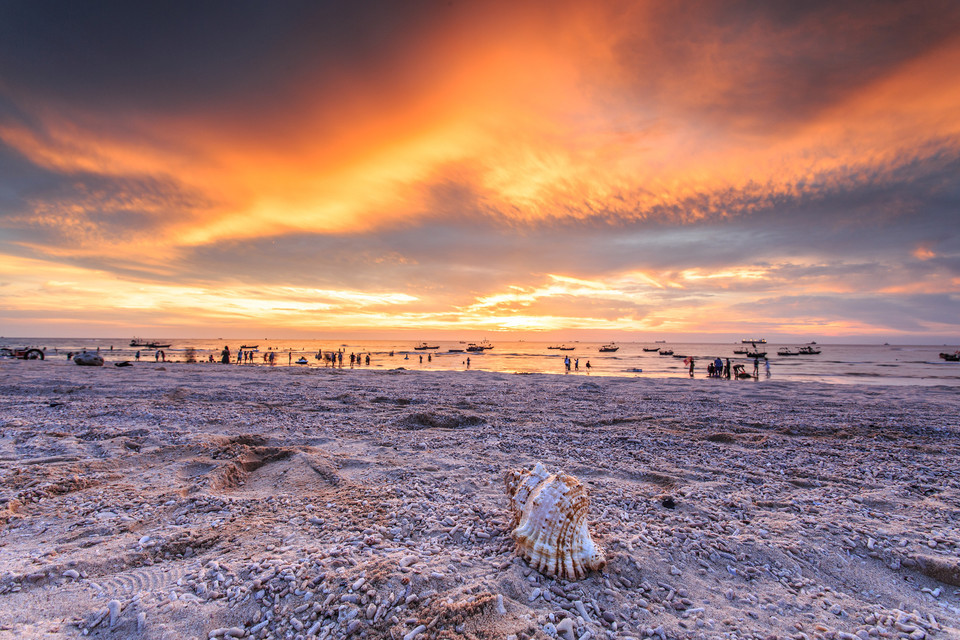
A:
[414, 341, 495, 353]
[636, 339, 822, 360]
[777, 346, 822, 356]
[547, 343, 620, 352]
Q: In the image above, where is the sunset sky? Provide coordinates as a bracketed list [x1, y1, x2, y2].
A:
[1, 1, 958, 341]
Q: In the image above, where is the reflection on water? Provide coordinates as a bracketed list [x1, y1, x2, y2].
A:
[2, 339, 958, 387]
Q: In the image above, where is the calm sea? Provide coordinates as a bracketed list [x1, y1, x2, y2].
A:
[3, 337, 959, 387]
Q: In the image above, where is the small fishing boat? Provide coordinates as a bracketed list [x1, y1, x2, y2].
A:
[777, 348, 799, 356]
[797, 346, 821, 355]
[940, 351, 960, 362]
[295, 357, 308, 365]
[598, 344, 619, 352]
[240, 344, 259, 349]
[658, 349, 674, 356]
[414, 342, 439, 350]
[131, 338, 172, 348]
[745, 350, 767, 358]
[642, 347, 660, 352]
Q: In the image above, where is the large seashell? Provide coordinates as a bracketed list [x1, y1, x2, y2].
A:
[504, 462, 606, 580]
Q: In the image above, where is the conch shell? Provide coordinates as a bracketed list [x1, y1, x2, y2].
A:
[505, 462, 606, 580]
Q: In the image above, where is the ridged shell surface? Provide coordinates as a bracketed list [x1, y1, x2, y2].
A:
[504, 462, 606, 580]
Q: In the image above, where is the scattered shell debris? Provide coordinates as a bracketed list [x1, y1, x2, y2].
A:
[0, 360, 957, 639]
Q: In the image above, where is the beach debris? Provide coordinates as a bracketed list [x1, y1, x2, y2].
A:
[505, 462, 606, 581]
[73, 351, 104, 366]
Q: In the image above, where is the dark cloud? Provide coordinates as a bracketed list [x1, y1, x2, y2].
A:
[737, 293, 959, 332]
[0, 0, 457, 114]
[609, 0, 960, 133]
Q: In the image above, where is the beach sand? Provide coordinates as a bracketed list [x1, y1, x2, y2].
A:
[0, 360, 958, 639]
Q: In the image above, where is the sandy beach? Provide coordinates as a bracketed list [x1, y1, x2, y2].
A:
[0, 359, 957, 640]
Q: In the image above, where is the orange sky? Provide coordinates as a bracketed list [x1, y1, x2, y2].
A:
[0, 1, 958, 340]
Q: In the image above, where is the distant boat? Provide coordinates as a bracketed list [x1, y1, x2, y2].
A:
[778, 347, 800, 356]
[742, 338, 767, 344]
[658, 349, 674, 356]
[130, 337, 171, 348]
[240, 344, 258, 350]
[797, 346, 821, 355]
[733, 347, 749, 354]
[746, 350, 767, 358]
[655, 340, 666, 343]
[447, 349, 464, 353]
[598, 344, 619, 352]
[940, 351, 960, 362]
[642, 347, 660, 352]
[414, 342, 439, 350]
[466, 340, 493, 352]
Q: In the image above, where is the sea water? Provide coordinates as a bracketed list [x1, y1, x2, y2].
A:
[4, 338, 959, 387]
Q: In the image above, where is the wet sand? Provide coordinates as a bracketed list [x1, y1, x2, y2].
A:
[0, 360, 958, 639]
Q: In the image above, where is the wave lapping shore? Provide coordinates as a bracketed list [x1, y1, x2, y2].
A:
[0, 360, 958, 639]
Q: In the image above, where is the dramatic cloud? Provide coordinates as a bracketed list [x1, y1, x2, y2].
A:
[1, 1, 958, 340]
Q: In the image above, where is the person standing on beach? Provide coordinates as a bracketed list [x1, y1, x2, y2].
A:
[688, 356, 695, 377]
[155, 350, 160, 362]
[466, 357, 470, 369]
[765, 360, 771, 377]
[135, 350, 140, 362]
[753, 357, 760, 376]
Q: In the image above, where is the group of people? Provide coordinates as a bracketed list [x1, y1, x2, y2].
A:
[130, 349, 165, 362]
[686, 355, 770, 379]
[218, 346, 276, 365]
[563, 356, 591, 372]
